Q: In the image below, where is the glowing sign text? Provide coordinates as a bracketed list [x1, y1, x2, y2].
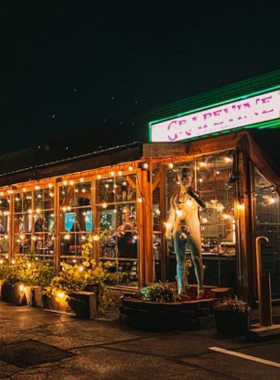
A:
[150, 90, 280, 142]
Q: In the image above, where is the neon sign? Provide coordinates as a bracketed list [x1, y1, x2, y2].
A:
[150, 90, 280, 142]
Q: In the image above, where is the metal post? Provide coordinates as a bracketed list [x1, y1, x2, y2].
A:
[255, 236, 272, 327]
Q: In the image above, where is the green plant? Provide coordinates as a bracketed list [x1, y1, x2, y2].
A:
[0, 256, 55, 286]
[135, 282, 176, 303]
[213, 296, 250, 313]
[50, 236, 115, 311]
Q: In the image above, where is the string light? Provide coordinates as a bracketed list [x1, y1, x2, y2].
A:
[168, 162, 174, 169]
[80, 177, 84, 182]
[35, 185, 40, 190]
[97, 174, 101, 180]
[129, 165, 133, 171]
[142, 163, 149, 169]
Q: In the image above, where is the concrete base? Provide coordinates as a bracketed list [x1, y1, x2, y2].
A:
[246, 324, 280, 341]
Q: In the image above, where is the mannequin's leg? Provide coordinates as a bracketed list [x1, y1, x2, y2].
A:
[188, 236, 204, 298]
[174, 233, 187, 295]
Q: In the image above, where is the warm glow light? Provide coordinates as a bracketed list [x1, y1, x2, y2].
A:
[223, 213, 230, 219]
[137, 198, 143, 203]
[49, 192, 54, 197]
[199, 178, 203, 183]
[202, 217, 208, 223]
[79, 266, 84, 272]
[19, 284, 25, 292]
[93, 235, 100, 241]
[69, 180, 74, 186]
[118, 170, 122, 176]
[97, 174, 101, 180]
[11, 259, 15, 265]
[102, 202, 107, 209]
[168, 163, 174, 169]
[27, 263, 31, 268]
[23, 187, 27, 192]
[63, 180, 68, 186]
[57, 292, 65, 299]
[64, 233, 71, 240]
[224, 157, 232, 163]
[48, 183, 53, 189]
[268, 197, 276, 205]
[199, 162, 206, 167]
[237, 203, 245, 210]
[142, 163, 149, 169]
[187, 199, 192, 206]
[164, 222, 172, 229]
[62, 206, 67, 212]
[35, 185, 40, 190]
[32, 236, 37, 241]
[129, 165, 133, 171]
[110, 171, 115, 176]
[36, 208, 41, 214]
[80, 177, 84, 182]
[0, 259, 3, 265]
[176, 209, 183, 217]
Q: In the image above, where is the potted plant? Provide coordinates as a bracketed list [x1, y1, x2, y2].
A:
[213, 296, 251, 336]
[45, 236, 116, 317]
[0, 256, 55, 306]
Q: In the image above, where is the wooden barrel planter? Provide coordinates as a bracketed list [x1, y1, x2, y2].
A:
[120, 296, 215, 331]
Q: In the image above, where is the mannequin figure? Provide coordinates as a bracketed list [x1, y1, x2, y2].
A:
[165, 167, 206, 298]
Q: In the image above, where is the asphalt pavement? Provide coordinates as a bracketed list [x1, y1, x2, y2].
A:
[0, 301, 280, 379]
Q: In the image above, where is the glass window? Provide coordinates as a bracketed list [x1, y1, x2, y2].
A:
[59, 181, 92, 262]
[14, 188, 54, 259]
[0, 195, 10, 256]
[165, 153, 237, 290]
[254, 168, 280, 298]
[96, 174, 138, 287]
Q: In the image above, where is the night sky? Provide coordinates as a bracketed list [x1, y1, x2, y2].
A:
[1, 1, 280, 155]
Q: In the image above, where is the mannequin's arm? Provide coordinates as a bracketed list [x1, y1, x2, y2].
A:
[187, 187, 206, 209]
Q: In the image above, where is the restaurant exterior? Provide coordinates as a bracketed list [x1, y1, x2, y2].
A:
[0, 70, 280, 305]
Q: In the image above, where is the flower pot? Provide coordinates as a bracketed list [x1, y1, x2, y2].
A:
[214, 309, 250, 336]
[24, 285, 42, 307]
[1, 282, 27, 306]
[43, 291, 97, 318]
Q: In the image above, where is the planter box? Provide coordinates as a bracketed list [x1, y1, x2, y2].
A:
[1, 282, 27, 306]
[43, 291, 97, 318]
[24, 286, 42, 307]
[214, 309, 251, 336]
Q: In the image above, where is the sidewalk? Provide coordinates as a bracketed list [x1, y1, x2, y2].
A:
[0, 301, 280, 379]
